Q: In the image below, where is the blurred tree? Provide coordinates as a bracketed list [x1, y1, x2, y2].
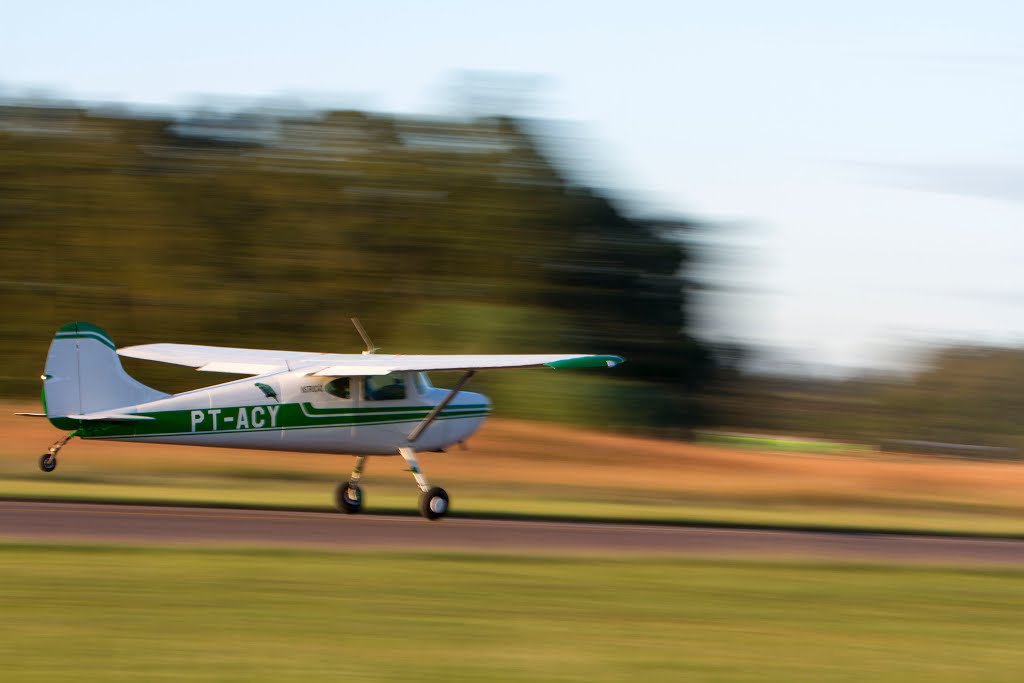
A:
[876, 346, 1024, 450]
[0, 102, 709, 429]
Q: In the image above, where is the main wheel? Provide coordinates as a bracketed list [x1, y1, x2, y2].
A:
[419, 486, 449, 520]
[39, 453, 57, 473]
[335, 482, 364, 514]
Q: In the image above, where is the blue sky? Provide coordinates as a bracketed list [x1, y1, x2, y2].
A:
[5, 1, 1024, 372]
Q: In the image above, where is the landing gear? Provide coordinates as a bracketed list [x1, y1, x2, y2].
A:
[400, 446, 449, 520]
[38, 432, 75, 473]
[335, 482, 363, 513]
[419, 486, 449, 520]
[392, 370, 472, 520]
[332, 450, 450, 520]
[335, 456, 367, 514]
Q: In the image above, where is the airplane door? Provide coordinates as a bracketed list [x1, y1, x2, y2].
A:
[280, 376, 355, 452]
[353, 372, 444, 452]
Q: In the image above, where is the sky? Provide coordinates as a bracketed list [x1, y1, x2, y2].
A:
[4, 0, 1024, 373]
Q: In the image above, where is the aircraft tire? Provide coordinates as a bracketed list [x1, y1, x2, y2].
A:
[419, 487, 449, 520]
[335, 482, 364, 514]
[39, 453, 57, 473]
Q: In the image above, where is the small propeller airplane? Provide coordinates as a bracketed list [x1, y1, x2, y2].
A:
[18, 322, 623, 519]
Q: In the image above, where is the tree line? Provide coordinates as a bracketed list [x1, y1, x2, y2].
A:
[0, 103, 708, 428]
[4, 100, 1022, 450]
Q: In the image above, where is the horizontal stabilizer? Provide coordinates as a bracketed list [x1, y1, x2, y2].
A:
[15, 412, 47, 417]
[63, 412, 156, 422]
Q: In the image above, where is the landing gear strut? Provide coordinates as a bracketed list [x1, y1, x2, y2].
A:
[335, 456, 367, 514]
[393, 370, 471, 520]
[400, 446, 449, 520]
[39, 432, 75, 473]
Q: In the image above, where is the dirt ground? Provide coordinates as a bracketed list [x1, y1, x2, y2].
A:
[3, 402, 1023, 514]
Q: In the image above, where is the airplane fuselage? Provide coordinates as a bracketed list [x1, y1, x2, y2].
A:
[70, 370, 490, 455]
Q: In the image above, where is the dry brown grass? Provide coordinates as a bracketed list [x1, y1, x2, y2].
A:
[3, 402, 1023, 518]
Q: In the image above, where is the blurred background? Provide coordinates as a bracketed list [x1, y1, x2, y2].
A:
[2, 7, 1023, 680]
[2, 0, 1024, 452]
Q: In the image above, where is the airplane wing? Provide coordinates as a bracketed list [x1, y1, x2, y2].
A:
[309, 354, 624, 375]
[117, 343, 623, 376]
[117, 343, 314, 375]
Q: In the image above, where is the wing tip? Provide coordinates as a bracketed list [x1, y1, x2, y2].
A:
[545, 355, 625, 370]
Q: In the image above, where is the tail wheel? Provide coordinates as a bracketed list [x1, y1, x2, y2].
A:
[39, 453, 57, 473]
[335, 482, 364, 514]
[419, 487, 449, 520]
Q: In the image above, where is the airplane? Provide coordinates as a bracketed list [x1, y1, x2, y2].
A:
[19, 321, 623, 519]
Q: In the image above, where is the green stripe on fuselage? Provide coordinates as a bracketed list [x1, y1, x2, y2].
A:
[300, 403, 470, 416]
[77, 402, 491, 440]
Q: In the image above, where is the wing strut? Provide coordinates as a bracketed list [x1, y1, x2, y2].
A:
[407, 370, 476, 443]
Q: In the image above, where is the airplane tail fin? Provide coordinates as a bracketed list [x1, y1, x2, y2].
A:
[42, 322, 168, 424]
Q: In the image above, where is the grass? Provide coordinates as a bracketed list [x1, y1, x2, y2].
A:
[3, 406, 1024, 536]
[0, 543, 1021, 682]
[695, 431, 873, 455]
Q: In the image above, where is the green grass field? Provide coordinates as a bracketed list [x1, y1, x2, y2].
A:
[1, 544, 1021, 682]
[695, 431, 873, 455]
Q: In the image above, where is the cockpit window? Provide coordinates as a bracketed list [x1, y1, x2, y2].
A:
[365, 372, 406, 401]
[324, 377, 350, 399]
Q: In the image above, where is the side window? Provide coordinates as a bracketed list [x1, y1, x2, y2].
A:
[324, 377, 350, 399]
[365, 372, 406, 401]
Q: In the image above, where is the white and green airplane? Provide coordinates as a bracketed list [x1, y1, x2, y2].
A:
[20, 322, 623, 519]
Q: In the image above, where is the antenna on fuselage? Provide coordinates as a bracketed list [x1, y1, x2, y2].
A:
[351, 317, 377, 355]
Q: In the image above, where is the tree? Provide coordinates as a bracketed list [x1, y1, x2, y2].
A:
[0, 102, 710, 429]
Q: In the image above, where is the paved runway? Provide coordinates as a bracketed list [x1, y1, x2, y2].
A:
[1, 501, 1022, 564]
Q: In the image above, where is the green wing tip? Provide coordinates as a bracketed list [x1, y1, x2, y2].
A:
[545, 355, 625, 370]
